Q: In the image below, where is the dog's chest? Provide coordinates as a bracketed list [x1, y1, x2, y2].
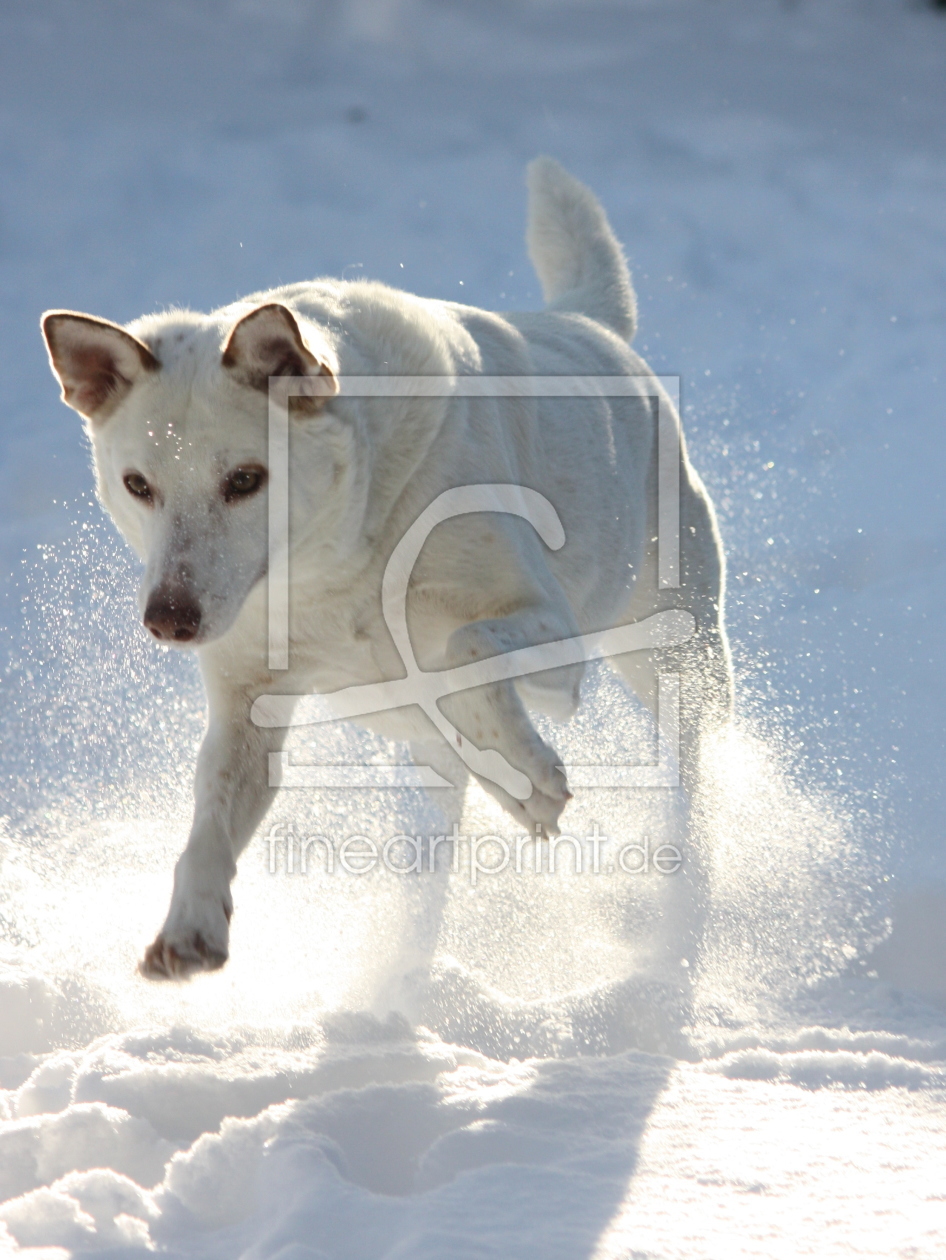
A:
[287, 592, 402, 694]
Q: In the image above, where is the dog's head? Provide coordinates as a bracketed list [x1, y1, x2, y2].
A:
[41, 303, 339, 647]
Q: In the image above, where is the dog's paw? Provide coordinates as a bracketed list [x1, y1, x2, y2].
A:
[479, 743, 572, 837]
[514, 782, 573, 837]
[138, 891, 231, 981]
[527, 740, 571, 805]
[139, 932, 228, 980]
[517, 737, 572, 830]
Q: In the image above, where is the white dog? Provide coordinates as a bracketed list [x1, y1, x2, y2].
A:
[41, 158, 731, 980]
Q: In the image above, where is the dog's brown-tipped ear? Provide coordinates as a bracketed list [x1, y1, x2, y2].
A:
[40, 308, 158, 423]
[221, 303, 339, 417]
[41, 311, 159, 424]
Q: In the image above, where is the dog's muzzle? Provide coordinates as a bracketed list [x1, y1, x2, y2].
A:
[144, 586, 202, 643]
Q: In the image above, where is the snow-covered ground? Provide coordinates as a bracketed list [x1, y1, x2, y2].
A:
[1, 1, 945, 1256]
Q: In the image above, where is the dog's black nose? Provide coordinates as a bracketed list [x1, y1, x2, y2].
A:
[144, 589, 202, 643]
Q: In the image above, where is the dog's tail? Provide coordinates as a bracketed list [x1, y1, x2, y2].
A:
[526, 157, 637, 342]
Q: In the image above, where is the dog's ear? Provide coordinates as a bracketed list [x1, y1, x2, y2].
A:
[41, 311, 159, 425]
[221, 303, 339, 417]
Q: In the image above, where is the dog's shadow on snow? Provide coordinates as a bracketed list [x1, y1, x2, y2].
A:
[196, 998, 677, 1260]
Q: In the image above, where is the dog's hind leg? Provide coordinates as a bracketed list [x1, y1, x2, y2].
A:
[410, 737, 470, 836]
[612, 447, 733, 799]
[607, 461, 733, 977]
[371, 740, 470, 1019]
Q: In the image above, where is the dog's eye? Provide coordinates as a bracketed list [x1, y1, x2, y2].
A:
[223, 466, 266, 502]
[123, 472, 152, 502]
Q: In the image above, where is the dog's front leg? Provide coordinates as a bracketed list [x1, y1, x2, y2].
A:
[439, 610, 580, 835]
[140, 687, 286, 980]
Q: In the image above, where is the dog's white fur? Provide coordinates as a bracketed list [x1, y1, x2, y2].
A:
[42, 158, 731, 980]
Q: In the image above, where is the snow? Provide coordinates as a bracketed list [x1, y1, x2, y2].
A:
[1, 0, 946, 1256]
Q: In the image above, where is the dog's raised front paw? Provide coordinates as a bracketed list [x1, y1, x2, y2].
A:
[516, 740, 572, 835]
[515, 782, 573, 837]
[482, 746, 572, 837]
